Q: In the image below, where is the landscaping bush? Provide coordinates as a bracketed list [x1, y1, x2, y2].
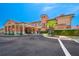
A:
[53, 30, 79, 36]
[40, 31, 48, 34]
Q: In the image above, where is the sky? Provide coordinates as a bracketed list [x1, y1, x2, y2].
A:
[0, 3, 79, 28]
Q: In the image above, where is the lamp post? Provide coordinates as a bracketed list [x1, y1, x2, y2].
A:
[48, 27, 51, 36]
[48, 26, 54, 37]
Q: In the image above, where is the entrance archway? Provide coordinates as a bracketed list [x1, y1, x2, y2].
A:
[25, 27, 33, 34]
[24, 27, 41, 34]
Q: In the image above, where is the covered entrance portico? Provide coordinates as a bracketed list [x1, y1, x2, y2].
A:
[4, 20, 41, 35]
[25, 27, 34, 34]
[24, 26, 40, 34]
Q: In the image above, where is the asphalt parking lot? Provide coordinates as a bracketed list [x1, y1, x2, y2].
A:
[0, 35, 79, 56]
[61, 40, 79, 56]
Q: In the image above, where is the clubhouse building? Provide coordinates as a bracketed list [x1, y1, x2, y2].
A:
[1, 14, 74, 35]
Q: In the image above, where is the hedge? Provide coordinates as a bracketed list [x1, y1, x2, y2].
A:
[53, 30, 79, 36]
[40, 30, 79, 36]
[40, 31, 48, 34]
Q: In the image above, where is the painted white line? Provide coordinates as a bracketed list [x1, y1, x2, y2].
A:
[42, 34, 71, 56]
[58, 38, 71, 56]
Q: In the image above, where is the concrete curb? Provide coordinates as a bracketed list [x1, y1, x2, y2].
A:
[56, 36, 79, 43]
[42, 34, 79, 43]
[42, 34, 58, 39]
[73, 39, 79, 43]
[42, 34, 71, 40]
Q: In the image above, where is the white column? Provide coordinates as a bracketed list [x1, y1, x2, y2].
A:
[18, 25, 20, 34]
[14, 25, 16, 35]
[4, 26, 6, 34]
[22, 23, 25, 35]
[10, 26, 12, 34]
[7, 26, 8, 35]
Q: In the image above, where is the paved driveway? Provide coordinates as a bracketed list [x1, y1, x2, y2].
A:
[0, 35, 79, 56]
[0, 35, 65, 56]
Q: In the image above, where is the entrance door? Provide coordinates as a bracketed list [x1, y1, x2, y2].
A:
[25, 27, 32, 34]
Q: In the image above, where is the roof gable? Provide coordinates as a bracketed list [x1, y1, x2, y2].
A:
[5, 20, 16, 26]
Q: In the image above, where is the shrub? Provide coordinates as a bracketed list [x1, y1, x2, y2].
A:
[53, 30, 79, 36]
[40, 31, 48, 34]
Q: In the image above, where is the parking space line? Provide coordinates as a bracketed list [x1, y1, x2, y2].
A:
[58, 38, 71, 56]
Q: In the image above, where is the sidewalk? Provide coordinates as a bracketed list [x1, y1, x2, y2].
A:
[65, 36, 79, 43]
[42, 34, 71, 40]
[59, 36, 79, 43]
[42, 34, 79, 43]
[42, 34, 58, 39]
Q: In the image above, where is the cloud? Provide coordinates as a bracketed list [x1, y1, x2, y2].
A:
[71, 7, 79, 13]
[66, 6, 79, 14]
[42, 6, 56, 12]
